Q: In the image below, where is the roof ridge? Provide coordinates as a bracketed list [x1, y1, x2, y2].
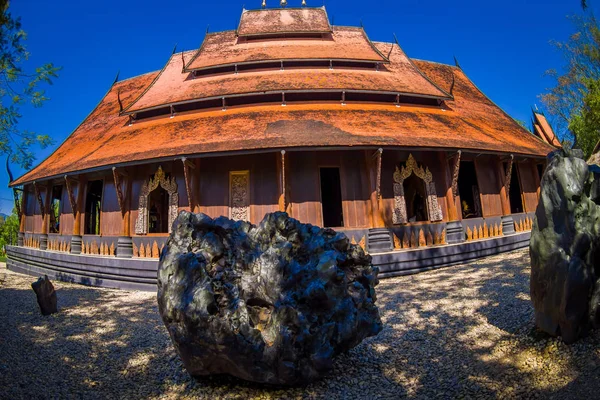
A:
[411, 58, 459, 69]
[10, 74, 134, 186]
[358, 26, 389, 63]
[393, 40, 453, 100]
[122, 51, 193, 114]
[456, 65, 552, 147]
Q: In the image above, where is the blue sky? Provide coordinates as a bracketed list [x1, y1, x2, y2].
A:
[1, 0, 590, 214]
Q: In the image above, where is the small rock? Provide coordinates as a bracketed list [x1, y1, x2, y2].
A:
[31, 275, 57, 316]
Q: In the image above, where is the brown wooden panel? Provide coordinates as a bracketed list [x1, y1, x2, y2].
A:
[101, 178, 122, 236]
[288, 152, 322, 225]
[518, 162, 539, 213]
[475, 156, 503, 217]
[197, 153, 279, 224]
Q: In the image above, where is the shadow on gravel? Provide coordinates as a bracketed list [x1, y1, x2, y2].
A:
[1, 251, 599, 399]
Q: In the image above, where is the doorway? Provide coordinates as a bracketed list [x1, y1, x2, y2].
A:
[85, 180, 103, 235]
[458, 161, 482, 219]
[509, 163, 524, 213]
[320, 167, 344, 227]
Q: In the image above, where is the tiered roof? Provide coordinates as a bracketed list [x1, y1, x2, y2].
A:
[237, 7, 332, 37]
[11, 6, 554, 186]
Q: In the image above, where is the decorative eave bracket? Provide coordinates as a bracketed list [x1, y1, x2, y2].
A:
[181, 157, 196, 211]
[33, 181, 46, 220]
[64, 175, 79, 219]
[451, 150, 462, 201]
[505, 154, 514, 194]
[112, 167, 129, 216]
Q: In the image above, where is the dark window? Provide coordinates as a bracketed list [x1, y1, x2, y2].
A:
[509, 164, 524, 214]
[320, 168, 344, 227]
[148, 186, 169, 233]
[403, 174, 428, 222]
[85, 180, 103, 235]
[458, 161, 482, 219]
[49, 185, 62, 234]
[537, 164, 544, 181]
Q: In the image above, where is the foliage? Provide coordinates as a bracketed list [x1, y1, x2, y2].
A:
[0, 0, 59, 169]
[541, 11, 600, 158]
[0, 208, 19, 254]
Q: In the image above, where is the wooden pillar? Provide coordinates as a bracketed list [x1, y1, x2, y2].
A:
[440, 151, 460, 221]
[74, 178, 85, 236]
[532, 160, 542, 200]
[277, 150, 287, 212]
[365, 149, 385, 228]
[194, 158, 201, 213]
[182, 157, 196, 212]
[17, 187, 26, 246]
[123, 177, 132, 236]
[497, 156, 512, 216]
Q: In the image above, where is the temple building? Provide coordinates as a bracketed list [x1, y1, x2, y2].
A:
[6, 4, 558, 290]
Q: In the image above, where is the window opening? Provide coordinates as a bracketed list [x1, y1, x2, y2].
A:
[458, 161, 482, 219]
[320, 167, 344, 227]
[85, 180, 103, 235]
[49, 185, 62, 234]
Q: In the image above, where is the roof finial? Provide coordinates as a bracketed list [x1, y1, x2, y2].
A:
[262, 0, 266, 8]
[280, 0, 287, 7]
[302, 0, 307, 6]
[453, 55, 462, 70]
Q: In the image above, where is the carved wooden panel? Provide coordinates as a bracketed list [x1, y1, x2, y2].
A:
[392, 154, 443, 224]
[229, 171, 250, 221]
[134, 166, 179, 235]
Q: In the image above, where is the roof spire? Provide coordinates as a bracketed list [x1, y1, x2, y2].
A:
[302, 0, 307, 6]
[453, 55, 462, 70]
[262, 0, 266, 8]
[280, 0, 287, 7]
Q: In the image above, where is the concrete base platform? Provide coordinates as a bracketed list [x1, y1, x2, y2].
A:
[6, 246, 158, 291]
[372, 231, 531, 278]
[6, 231, 531, 291]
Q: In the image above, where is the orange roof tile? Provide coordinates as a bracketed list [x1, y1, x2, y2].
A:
[237, 7, 331, 37]
[13, 60, 553, 186]
[185, 27, 387, 71]
[533, 112, 561, 147]
[125, 44, 449, 114]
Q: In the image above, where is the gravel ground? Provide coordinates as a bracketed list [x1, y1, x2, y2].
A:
[0, 249, 599, 400]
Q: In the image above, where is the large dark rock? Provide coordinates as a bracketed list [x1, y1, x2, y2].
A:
[530, 148, 600, 343]
[157, 211, 382, 385]
[31, 275, 57, 316]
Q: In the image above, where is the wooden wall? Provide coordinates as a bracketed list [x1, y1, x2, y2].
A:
[474, 155, 503, 217]
[19, 151, 544, 237]
[196, 153, 279, 225]
[517, 161, 540, 213]
[287, 150, 370, 228]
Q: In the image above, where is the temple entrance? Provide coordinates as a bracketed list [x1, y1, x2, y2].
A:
[85, 180, 103, 235]
[509, 164, 524, 213]
[148, 186, 169, 233]
[49, 185, 62, 234]
[458, 161, 482, 219]
[403, 174, 428, 222]
[320, 167, 344, 227]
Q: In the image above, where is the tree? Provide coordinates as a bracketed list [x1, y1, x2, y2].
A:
[540, 12, 600, 156]
[0, 208, 19, 254]
[0, 0, 59, 169]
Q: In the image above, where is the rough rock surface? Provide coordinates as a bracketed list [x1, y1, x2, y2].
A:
[530, 148, 600, 343]
[31, 275, 57, 316]
[157, 211, 382, 385]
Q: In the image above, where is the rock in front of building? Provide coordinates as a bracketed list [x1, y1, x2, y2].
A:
[530, 148, 600, 343]
[157, 211, 382, 385]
